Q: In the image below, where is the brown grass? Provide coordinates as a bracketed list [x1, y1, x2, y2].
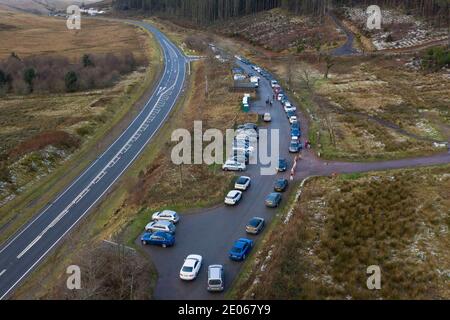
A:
[232, 165, 450, 300]
[0, 8, 147, 61]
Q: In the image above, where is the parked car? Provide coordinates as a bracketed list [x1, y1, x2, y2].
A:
[289, 116, 298, 124]
[229, 238, 253, 261]
[284, 105, 297, 113]
[291, 122, 300, 131]
[141, 231, 175, 247]
[274, 179, 289, 192]
[263, 113, 272, 122]
[277, 158, 288, 172]
[145, 220, 176, 234]
[234, 176, 251, 191]
[230, 154, 249, 165]
[289, 140, 303, 153]
[222, 160, 246, 171]
[235, 129, 258, 141]
[291, 127, 301, 140]
[180, 254, 203, 280]
[245, 217, 265, 235]
[207, 265, 224, 292]
[265, 192, 282, 208]
[271, 80, 278, 88]
[225, 190, 243, 205]
[286, 110, 296, 119]
[152, 210, 180, 224]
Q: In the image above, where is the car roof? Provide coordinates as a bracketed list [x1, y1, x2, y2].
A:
[268, 192, 280, 198]
[208, 265, 223, 278]
[153, 231, 170, 237]
[228, 190, 241, 196]
[158, 210, 176, 215]
[152, 220, 172, 227]
[234, 241, 246, 249]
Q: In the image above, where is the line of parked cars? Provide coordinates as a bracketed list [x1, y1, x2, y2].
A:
[171, 60, 301, 293]
[142, 210, 179, 247]
[222, 123, 259, 172]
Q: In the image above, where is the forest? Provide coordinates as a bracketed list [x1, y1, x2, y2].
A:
[112, 0, 449, 24]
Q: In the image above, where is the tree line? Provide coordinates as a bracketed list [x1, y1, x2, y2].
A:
[113, 0, 449, 25]
[0, 52, 144, 95]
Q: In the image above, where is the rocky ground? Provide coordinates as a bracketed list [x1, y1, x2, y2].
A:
[343, 7, 448, 51]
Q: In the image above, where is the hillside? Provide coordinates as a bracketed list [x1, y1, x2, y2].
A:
[0, 0, 103, 14]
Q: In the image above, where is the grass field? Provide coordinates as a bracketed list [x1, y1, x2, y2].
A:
[0, 8, 147, 61]
[231, 165, 450, 300]
[0, 9, 159, 244]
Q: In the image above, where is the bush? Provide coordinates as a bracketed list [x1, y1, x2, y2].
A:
[421, 46, 450, 72]
[65, 71, 78, 92]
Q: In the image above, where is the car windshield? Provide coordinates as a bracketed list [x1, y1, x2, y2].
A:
[249, 219, 260, 227]
[182, 266, 193, 272]
[232, 247, 242, 253]
[209, 279, 222, 285]
[237, 177, 247, 184]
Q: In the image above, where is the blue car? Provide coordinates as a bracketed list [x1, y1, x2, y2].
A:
[291, 127, 301, 139]
[291, 122, 300, 131]
[141, 231, 175, 248]
[229, 238, 253, 261]
[277, 158, 288, 172]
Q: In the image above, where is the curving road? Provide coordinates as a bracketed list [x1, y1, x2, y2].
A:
[142, 50, 450, 300]
[0, 21, 187, 300]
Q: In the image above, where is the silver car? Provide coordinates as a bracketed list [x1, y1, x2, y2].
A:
[207, 265, 224, 292]
[145, 220, 176, 234]
[152, 210, 180, 224]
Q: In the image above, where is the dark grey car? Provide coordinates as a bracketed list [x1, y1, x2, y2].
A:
[245, 217, 265, 235]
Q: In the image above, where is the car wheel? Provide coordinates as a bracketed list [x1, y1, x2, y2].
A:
[162, 244, 167, 248]
[242, 254, 246, 260]
[142, 240, 147, 245]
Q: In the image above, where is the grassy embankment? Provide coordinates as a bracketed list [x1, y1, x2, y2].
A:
[230, 164, 450, 299]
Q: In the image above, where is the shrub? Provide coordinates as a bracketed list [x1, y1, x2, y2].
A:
[64, 71, 78, 92]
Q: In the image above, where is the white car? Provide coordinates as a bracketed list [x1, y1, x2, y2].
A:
[224, 190, 243, 205]
[263, 113, 272, 122]
[152, 210, 180, 224]
[222, 160, 246, 171]
[180, 254, 202, 281]
[271, 80, 278, 88]
[285, 106, 297, 113]
[234, 176, 251, 191]
[289, 116, 298, 124]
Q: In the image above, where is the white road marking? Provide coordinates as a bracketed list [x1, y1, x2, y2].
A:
[0, 269, 6, 277]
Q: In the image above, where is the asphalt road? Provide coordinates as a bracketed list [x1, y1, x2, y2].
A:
[0, 21, 187, 300]
[142, 53, 450, 300]
[142, 59, 306, 300]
